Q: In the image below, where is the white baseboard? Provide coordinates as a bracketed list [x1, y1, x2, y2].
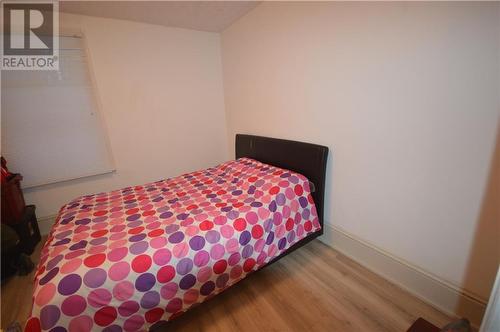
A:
[319, 223, 487, 328]
[38, 215, 56, 236]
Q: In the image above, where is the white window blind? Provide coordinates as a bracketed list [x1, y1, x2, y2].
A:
[1, 35, 114, 188]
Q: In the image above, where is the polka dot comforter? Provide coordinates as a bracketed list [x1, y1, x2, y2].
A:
[26, 158, 321, 332]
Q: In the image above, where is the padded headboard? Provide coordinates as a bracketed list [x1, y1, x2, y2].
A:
[235, 134, 329, 233]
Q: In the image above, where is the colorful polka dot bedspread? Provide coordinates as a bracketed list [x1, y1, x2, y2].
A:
[26, 158, 321, 332]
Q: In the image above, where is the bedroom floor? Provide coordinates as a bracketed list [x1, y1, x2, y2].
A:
[1, 237, 452, 332]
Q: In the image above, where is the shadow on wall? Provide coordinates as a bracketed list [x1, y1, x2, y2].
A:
[457, 120, 500, 325]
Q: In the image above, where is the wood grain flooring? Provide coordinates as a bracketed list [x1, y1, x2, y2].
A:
[1, 238, 452, 331]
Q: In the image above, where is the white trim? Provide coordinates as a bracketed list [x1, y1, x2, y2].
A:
[319, 223, 487, 328]
[38, 214, 57, 236]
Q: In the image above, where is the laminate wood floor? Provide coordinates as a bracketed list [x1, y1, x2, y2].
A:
[1, 238, 452, 331]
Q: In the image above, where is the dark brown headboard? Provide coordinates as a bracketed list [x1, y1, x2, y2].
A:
[235, 134, 329, 233]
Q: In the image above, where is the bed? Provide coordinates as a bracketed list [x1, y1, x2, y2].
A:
[25, 134, 329, 332]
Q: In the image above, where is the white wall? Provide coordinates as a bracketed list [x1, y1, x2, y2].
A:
[20, 13, 228, 218]
[222, 1, 499, 302]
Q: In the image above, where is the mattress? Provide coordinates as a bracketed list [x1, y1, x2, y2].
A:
[25, 158, 321, 332]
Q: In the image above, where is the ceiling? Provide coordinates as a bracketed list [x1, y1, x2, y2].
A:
[60, 1, 260, 32]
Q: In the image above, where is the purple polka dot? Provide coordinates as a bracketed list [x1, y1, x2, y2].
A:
[160, 211, 173, 219]
[129, 234, 146, 242]
[58, 274, 81, 295]
[276, 193, 286, 206]
[266, 232, 275, 245]
[83, 268, 107, 288]
[239, 231, 251, 245]
[130, 241, 149, 255]
[179, 274, 196, 290]
[168, 231, 184, 244]
[189, 236, 205, 251]
[226, 210, 239, 220]
[165, 224, 179, 234]
[40, 305, 60, 330]
[126, 214, 141, 221]
[140, 291, 160, 309]
[299, 196, 308, 208]
[205, 230, 220, 244]
[200, 281, 215, 296]
[49, 327, 67, 332]
[47, 255, 63, 270]
[90, 237, 107, 246]
[242, 245, 253, 259]
[269, 201, 277, 212]
[103, 325, 122, 332]
[176, 258, 193, 275]
[278, 238, 287, 250]
[135, 273, 155, 292]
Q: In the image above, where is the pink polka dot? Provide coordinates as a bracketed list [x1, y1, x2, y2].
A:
[124, 315, 144, 332]
[185, 226, 198, 236]
[220, 225, 234, 239]
[35, 283, 56, 306]
[68, 315, 93, 332]
[197, 266, 212, 283]
[88, 289, 112, 308]
[225, 238, 239, 253]
[61, 295, 87, 316]
[245, 211, 258, 224]
[160, 282, 178, 300]
[113, 281, 134, 301]
[60, 258, 82, 274]
[153, 248, 171, 266]
[210, 244, 225, 260]
[109, 261, 130, 281]
[150, 237, 167, 249]
[107, 247, 128, 262]
[172, 243, 189, 258]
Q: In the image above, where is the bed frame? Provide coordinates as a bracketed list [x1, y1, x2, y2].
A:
[235, 134, 329, 261]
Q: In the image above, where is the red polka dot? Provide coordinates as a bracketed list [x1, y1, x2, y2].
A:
[286, 218, 294, 231]
[94, 306, 117, 326]
[148, 229, 164, 237]
[233, 218, 246, 231]
[157, 266, 175, 283]
[25, 317, 41, 332]
[186, 204, 197, 210]
[93, 210, 107, 217]
[142, 210, 155, 217]
[128, 226, 144, 235]
[294, 184, 303, 196]
[215, 202, 226, 208]
[248, 176, 258, 182]
[132, 255, 152, 273]
[84, 254, 106, 268]
[91, 229, 108, 238]
[269, 186, 280, 195]
[232, 202, 244, 208]
[304, 221, 312, 232]
[213, 260, 227, 274]
[243, 258, 256, 272]
[199, 220, 213, 231]
[145, 308, 164, 323]
[251, 225, 264, 239]
[308, 194, 314, 204]
[126, 208, 139, 215]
